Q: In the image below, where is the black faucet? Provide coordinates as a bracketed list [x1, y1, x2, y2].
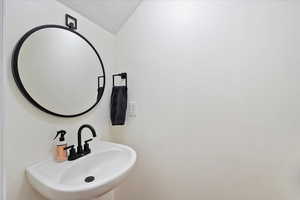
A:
[64, 124, 97, 161]
[77, 124, 97, 156]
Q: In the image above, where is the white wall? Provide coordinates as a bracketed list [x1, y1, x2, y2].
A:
[113, 1, 300, 200]
[0, 0, 4, 199]
[3, 0, 115, 199]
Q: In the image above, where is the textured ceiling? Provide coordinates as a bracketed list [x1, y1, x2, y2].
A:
[57, 0, 142, 34]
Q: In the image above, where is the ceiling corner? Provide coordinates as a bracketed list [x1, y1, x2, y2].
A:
[57, 0, 142, 34]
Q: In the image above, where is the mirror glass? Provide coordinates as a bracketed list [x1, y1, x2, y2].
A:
[12, 25, 105, 117]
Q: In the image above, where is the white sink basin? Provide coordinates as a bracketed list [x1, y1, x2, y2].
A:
[26, 141, 136, 200]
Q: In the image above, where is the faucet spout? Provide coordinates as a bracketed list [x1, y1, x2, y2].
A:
[77, 124, 97, 155]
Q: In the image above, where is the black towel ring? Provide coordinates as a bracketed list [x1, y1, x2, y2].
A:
[113, 73, 127, 87]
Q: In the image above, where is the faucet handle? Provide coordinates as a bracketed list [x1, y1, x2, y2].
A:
[85, 139, 93, 143]
[64, 145, 77, 161]
[83, 139, 93, 155]
[64, 145, 74, 151]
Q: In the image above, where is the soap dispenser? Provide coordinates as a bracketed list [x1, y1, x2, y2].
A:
[53, 130, 68, 162]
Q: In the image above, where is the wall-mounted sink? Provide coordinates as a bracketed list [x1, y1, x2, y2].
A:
[26, 141, 136, 200]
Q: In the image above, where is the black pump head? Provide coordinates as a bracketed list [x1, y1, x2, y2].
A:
[54, 130, 67, 142]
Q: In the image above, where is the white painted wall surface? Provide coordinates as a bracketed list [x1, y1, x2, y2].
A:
[0, 0, 4, 199]
[4, 0, 115, 199]
[113, 1, 300, 200]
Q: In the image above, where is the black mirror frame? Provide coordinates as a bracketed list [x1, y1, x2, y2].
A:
[11, 24, 106, 118]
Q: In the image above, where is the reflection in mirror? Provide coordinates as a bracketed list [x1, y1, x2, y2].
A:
[12, 25, 105, 117]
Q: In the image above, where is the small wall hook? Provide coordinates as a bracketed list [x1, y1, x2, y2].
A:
[65, 14, 77, 30]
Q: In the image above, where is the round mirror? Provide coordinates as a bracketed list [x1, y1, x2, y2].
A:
[12, 25, 105, 117]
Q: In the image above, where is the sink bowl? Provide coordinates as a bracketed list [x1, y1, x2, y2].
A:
[26, 141, 136, 200]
